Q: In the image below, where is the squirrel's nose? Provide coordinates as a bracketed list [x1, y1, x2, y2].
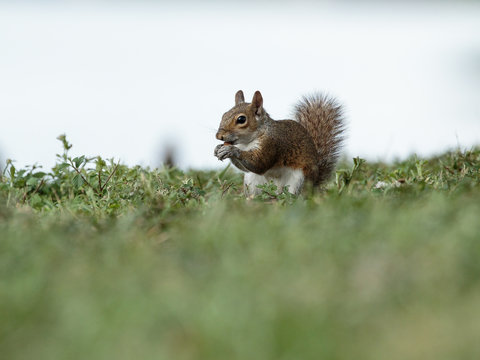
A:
[216, 132, 224, 141]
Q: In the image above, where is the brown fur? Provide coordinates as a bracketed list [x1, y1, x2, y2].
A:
[294, 94, 345, 184]
[215, 90, 345, 187]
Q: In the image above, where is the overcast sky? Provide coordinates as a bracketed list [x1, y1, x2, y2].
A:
[1, 1, 479, 170]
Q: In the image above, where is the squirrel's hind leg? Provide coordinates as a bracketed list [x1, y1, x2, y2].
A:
[244, 172, 267, 197]
[243, 168, 305, 196]
[264, 167, 305, 195]
[281, 169, 304, 195]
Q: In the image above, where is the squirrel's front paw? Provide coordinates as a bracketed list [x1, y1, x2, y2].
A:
[214, 144, 223, 157]
[214, 144, 239, 161]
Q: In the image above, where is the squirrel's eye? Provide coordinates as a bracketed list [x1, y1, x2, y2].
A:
[236, 115, 247, 124]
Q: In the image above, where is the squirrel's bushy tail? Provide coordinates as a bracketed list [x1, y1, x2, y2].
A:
[294, 94, 345, 184]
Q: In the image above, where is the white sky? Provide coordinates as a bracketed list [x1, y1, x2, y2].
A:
[1, 2, 479, 170]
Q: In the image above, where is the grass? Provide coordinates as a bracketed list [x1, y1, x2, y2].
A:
[1, 136, 480, 360]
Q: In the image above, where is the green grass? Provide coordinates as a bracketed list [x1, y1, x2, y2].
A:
[1, 136, 480, 360]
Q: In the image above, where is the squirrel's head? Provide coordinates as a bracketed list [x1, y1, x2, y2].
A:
[216, 90, 267, 145]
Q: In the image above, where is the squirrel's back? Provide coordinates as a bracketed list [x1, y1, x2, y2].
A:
[294, 94, 345, 184]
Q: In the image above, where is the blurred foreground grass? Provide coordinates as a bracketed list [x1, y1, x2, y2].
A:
[1, 138, 480, 360]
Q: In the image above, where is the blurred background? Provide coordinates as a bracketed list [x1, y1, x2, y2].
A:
[0, 0, 479, 170]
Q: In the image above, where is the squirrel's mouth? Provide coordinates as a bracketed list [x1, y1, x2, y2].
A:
[224, 139, 237, 146]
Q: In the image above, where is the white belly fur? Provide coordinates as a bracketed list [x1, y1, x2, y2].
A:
[244, 167, 305, 196]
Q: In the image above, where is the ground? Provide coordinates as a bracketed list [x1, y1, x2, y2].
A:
[1, 137, 479, 360]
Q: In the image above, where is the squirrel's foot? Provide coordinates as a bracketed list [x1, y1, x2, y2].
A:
[214, 144, 240, 161]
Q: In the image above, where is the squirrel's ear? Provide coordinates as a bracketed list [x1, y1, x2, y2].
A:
[251, 91, 263, 115]
[235, 90, 245, 105]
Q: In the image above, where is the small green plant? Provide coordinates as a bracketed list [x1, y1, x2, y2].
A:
[335, 156, 366, 193]
[1, 135, 123, 211]
[255, 182, 297, 204]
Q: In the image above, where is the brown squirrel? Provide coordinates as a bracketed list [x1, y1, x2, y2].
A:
[214, 90, 345, 195]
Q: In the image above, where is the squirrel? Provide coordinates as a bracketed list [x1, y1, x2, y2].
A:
[214, 90, 345, 195]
